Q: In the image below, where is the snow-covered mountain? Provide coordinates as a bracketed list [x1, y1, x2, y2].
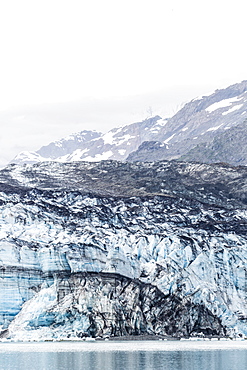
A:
[11, 80, 247, 166]
[128, 80, 247, 164]
[12, 116, 165, 164]
[0, 160, 247, 340]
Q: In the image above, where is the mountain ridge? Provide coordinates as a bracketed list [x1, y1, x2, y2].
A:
[128, 80, 247, 164]
[11, 80, 247, 166]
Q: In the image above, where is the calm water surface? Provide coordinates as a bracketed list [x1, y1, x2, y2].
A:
[1, 340, 247, 370]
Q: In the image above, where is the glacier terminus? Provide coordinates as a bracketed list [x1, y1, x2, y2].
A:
[0, 160, 246, 341]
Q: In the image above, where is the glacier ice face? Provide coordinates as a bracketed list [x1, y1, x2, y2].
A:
[7, 273, 225, 341]
[0, 160, 247, 340]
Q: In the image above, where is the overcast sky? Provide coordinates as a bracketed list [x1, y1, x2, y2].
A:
[0, 0, 247, 167]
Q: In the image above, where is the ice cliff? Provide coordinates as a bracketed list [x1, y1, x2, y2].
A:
[0, 160, 247, 340]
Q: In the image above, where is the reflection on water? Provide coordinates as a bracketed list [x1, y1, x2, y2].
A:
[1, 341, 247, 370]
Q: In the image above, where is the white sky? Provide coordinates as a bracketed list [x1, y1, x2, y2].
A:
[0, 0, 247, 166]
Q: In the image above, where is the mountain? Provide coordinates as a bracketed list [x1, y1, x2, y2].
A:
[0, 160, 247, 340]
[12, 130, 102, 164]
[37, 130, 102, 159]
[12, 116, 165, 164]
[11, 80, 247, 167]
[127, 81, 247, 164]
[179, 120, 247, 165]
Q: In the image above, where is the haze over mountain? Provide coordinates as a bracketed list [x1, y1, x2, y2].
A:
[12, 80, 247, 167]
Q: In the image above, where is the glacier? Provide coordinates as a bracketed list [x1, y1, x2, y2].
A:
[0, 160, 247, 340]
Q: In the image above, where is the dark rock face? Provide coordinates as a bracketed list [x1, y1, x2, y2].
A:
[180, 121, 247, 165]
[127, 141, 168, 163]
[0, 160, 247, 340]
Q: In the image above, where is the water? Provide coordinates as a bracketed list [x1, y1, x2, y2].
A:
[1, 340, 247, 370]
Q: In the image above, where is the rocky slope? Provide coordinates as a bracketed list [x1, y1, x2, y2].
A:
[128, 80, 247, 164]
[180, 120, 247, 165]
[0, 160, 247, 340]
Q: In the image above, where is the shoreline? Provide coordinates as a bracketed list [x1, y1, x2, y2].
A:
[1, 334, 246, 343]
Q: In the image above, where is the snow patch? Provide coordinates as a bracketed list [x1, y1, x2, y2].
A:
[65, 149, 89, 161]
[115, 134, 135, 146]
[222, 104, 243, 115]
[153, 118, 168, 127]
[206, 124, 223, 132]
[83, 151, 113, 162]
[164, 133, 175, 144]
[102, 132, 115, 145]
[100, 130, 136, 147]
[205, 97, 241, 113]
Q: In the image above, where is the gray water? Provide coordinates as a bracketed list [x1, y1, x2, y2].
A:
[1, 340, 247, 370]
